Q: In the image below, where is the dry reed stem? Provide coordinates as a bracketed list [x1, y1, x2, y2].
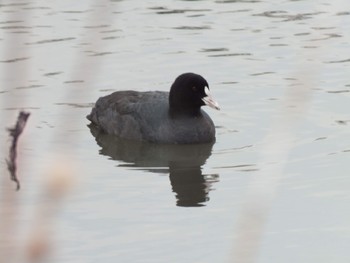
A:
[26, 162, 74, 263]
[230, 1, 345, 261]
[1, 1, 115, 262]
[231, 95, 312, 263]
[6, 111, 30, 190]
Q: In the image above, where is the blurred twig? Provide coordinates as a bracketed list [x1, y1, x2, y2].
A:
[6, 111, 30, 191]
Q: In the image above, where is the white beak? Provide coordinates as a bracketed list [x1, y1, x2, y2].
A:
[202, 86, 220, 110]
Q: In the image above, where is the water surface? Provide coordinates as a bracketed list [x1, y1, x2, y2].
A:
[1, 0, 350, 262]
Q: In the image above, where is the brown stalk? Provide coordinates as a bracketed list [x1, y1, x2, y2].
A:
[6, 111, 30, 190]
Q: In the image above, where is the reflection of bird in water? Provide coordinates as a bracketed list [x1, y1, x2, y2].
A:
[88, 124, 219, 207]
[169, 165, 218, 207]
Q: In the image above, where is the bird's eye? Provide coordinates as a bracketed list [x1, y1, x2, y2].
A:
[192, 86, 197, 91]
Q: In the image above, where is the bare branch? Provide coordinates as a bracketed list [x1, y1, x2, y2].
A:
[6, 111, 30, 190]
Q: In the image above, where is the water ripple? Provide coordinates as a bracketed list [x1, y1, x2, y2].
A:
[214, 164, 258, 172]
[0, 25, 30, 30]
[253, 11, 324, 22]
[25, 37, 75, 45]
[216, 0, 261, 3]
[250, 71, 275, 76]
[208, 52, 252, 57]
[89, 51, 114, 56]
[173, 26, 211, 30]
[0, 57, 30, 63]
[55, 102, 93, 108]
[335, 120, 350, 125]
[200, 48, 229, 52]
[310, 33, 342, 41]
[0, 20, 23, 24]
[16, 85, 44, 90]
[326, 90, 349, 94]
[325, 58, 350, 64]
[64, 80, 84, 84]
[43, 72, 63, 77]
[150, 7, 211, 15]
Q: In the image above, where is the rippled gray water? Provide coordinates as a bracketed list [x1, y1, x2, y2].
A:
[1, 0, 350, 262]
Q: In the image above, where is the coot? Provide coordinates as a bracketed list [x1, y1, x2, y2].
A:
[87, 73, 220, 144]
